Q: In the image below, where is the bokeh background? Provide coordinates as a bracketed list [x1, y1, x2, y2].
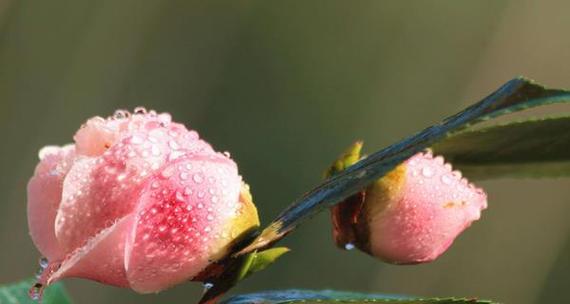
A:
[0, 1, 569, 303]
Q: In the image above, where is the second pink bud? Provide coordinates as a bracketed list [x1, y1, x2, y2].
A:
[330, 144, 487, 264]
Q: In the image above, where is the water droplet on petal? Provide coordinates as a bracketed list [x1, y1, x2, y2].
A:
[168, 140, 180, 150]
[39, 257, 49, 269]
[113, 109, 130, 119]
[193, 173, 203, 183]
[28, 283, 43, 301]
[151, 145, 161, 156]
[38, 146, 60, 160]
[452, 171, 462, 179]
[421, 167, 434, 178]
[183, 187, 192, 196]
[441, 174, 452, 185]
[134, 106, 147, 114]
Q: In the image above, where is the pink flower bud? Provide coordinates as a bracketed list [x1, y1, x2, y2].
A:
[332, 151, 487, 264]
[27, 108, 259, 293]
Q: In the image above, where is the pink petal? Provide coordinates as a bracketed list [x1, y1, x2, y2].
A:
[125, 154, 241, 293]
[48, 215, 134, 288]
[55, 127, 212, 253]
[27, 145, 75, 260]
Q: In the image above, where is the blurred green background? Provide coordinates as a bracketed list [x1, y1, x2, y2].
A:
[0, 1, 569, 303]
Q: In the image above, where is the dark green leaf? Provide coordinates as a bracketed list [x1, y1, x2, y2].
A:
[433, 116, 570, 180]
[237, 77, 570, 255]
[0, 279, 71, 304]
[221, 290, 496, 304]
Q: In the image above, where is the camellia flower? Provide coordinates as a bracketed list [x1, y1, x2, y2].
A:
[330, 143, 487, 264]
[27, 108, 259, 294]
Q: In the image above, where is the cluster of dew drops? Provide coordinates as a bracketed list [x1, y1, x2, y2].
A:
[29, 257, 50, 302]
[29, 107, 231, 301]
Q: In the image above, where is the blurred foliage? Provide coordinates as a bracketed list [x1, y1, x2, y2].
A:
[0, 280, 70, 304]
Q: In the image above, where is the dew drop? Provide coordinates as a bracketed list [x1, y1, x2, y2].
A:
[187, 131, 199, 140]
[223, 151, 231, 158]
[193, 173, 203, 184]
[131, 135, 144, 145]
[169, 140, 180, 150]
[134, 106, 147, 114]
[39, 257, 49, 269]
[183, 187, 192, 196]
[203, 282, 214, 291]
[38, 146, 60, 160]
[344, 243, 355, 250]
[180, 172, 189, 180]
[441, 174, 452, 185]
[434, 156, 444, 165]
[113, 109, 130, 119]
[161, 167, 175, 178]
[151, 145, 161, 156]
[452, 171, 462, 179]
[421, 167, 434, 178]
[176, 191, 185, 202]
[28, 283, 43, 301]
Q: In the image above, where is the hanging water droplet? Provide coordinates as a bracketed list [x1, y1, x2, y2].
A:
[344, 243, 355, 250]
[35, 268, 43, 280]
[203, 282, 214, 291]
[223, 151, 231, 158]
[441, 174, 452, 185]
[39, 257, 49, 269]
[28, 283, 43, 301]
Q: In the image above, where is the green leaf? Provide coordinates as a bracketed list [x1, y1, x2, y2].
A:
[241, 247, 290, 280]
[221, 290, 496, 304]
[0, 279, 71, 304]
[237, 77, 570, 255]
[433, 115, 570, 180]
